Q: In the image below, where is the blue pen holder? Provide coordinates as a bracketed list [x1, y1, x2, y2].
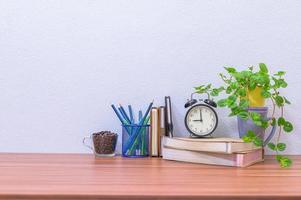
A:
[122, 124, 150, 157]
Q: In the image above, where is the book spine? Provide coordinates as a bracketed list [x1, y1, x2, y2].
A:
[149, 109, 153, 157]
[163, 137, 228, 154]
[150, 108, 159, 157]
[236, 154, 243, 167]
[158, 106, 165, 157]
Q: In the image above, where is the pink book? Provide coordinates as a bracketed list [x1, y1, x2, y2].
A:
[162, 147, 264, 167]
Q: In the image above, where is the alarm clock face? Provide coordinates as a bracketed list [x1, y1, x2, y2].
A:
[185, 104, 218, 137]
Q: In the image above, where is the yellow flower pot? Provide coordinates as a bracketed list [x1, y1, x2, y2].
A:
[246, 87, 265, 107]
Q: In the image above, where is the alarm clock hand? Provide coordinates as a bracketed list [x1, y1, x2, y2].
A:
[199, 108, 203, 122]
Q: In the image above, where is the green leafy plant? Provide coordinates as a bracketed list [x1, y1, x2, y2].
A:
[195, 63, 293, 167]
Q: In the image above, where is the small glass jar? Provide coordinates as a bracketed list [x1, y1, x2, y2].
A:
[83, 131, 118, 157]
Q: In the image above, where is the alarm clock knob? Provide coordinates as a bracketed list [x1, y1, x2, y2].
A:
[184, 99, 197, 108]
[204, 99, 217, 108]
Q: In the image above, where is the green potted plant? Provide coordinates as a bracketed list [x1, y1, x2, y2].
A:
[195, 63, 293, 167]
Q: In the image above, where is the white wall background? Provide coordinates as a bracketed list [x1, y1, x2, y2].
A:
[0, 0, 300, 154]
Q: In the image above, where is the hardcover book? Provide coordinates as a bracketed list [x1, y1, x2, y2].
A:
[163, 136, 261, 154]
[162, 146, 264, 167]
[150, 108, 159, 156]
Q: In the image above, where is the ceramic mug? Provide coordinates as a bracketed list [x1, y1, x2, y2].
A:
[237, 107, 276, 146]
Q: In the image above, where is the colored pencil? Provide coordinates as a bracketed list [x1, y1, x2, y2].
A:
[118, 107, 131, 124]
[111, 104, 125, 124]
[119, 104, 131, 124]
[138, 110, 142, 122]
[128, 105, 134, 124]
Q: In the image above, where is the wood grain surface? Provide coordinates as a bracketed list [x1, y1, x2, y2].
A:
[0, 153, 300, 200]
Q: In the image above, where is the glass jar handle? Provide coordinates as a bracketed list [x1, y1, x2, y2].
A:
[83, 136, 93, 150]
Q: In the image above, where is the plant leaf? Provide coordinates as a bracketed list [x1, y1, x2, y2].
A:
[275, 96, 284, 107]
[284, 97, 291, 105]
[250, 112, 261, 121]
[253, 137, 263, 146]
[276, 155, 282, 161]
[261, 90, 271, 98]
[238, 88, 247, 97]
[210, 89, 219, 96]
[277, 117, 286, 126]
[246, 130, 256, 138]
[242, 135, 252, 143]
[279, 79, 288, 88]
[279, 156, 292, 168]
[268, 143, 276, 150]
[224, 67, 236, 74]
[283, 121, 293, 132]
[274, 71, 286, 76]
[253, 120, 263, 127]
[195, 84, 212, 94]
[261, 120, 269, 129]
[239, 99, 249, 109]
[271, 118, 277, 126]
[226, 86, 232, 94]
[259, 63, 268, 74]
[217, 99, 228, 107]
[248, 81, 257, 90]
[277, 143, 286, 151]
[238, 111, 249, 120]
[230, 82, 239, 89]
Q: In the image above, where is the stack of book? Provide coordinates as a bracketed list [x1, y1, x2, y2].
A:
[149, 96, 174, 157]
[162, 137, 264, 167]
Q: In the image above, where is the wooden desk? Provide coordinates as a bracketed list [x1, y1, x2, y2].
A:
[0, 153, 300, 200]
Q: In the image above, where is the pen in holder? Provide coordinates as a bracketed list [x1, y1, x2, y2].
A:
[111, 101, 153, 158]
[122, 124, 150, 157]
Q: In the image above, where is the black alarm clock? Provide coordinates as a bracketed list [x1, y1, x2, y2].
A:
[184, 93, 218, 137]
